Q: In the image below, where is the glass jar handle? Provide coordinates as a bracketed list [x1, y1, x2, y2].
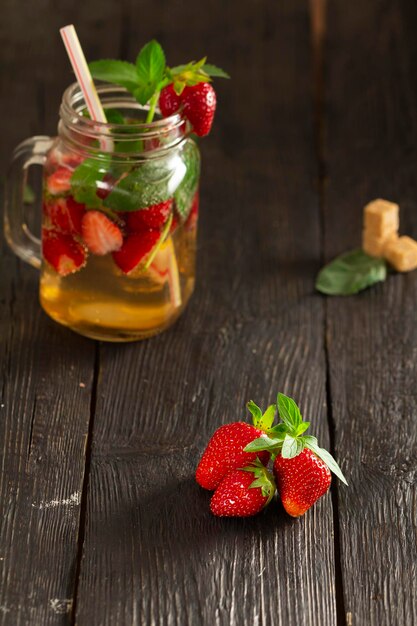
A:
[4, 136, 54, 269]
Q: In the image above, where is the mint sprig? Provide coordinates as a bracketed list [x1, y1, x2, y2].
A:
[70, 156, 110, 208]
[244, 393, 348, 485]
[88, 40, 229, 123]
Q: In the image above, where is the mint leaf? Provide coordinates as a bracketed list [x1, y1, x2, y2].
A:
[104, 108, 126, 124]
[244, 435, 283, 453]
[202, 63, 230, 78]
[316, 249, 387, 296]
[296, 422, 310, 436]
[281, 434, 303, 459]
[135, 40, 166, 101]
[88, 60, 139, 92]
[133, 84, 157, 106]
[277, 393, 302, 430]
[174, 141, 200, 220]
[305, 442, 348, 485]
[70, 157, 110, 208]
[104, 159, 174, 212]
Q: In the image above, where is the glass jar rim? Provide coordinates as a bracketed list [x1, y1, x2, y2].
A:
[60, 81, 184, 135]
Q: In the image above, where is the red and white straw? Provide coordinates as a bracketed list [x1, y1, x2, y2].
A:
[60, 25, 112, 149]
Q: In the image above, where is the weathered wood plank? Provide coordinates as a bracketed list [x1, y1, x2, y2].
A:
[324, 1, 417, 624]
[74, 1, 338, 625]
[0, 2, 126, 623]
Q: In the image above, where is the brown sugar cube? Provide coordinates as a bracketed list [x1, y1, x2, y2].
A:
[364, 199, 399, 238]
[362, 229, 398, 258]
[384, 236, 417, 272]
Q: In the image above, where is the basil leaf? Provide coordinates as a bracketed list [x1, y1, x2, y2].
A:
[316, 249, 387, 296]
[202, 63, 230, 78]
[88, 60, 139, 92]
[70, 157, 110, 208]
[174, 141, 200, 220]
[244, 435, 282, 453]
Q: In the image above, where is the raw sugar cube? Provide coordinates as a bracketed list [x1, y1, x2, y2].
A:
[362, 229, 397, 258]
[384, 236, 417, 272]
[364, 199, 399, 238]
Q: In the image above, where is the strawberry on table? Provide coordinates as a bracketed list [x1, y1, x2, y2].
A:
[46, 168, 73, 195]
[245, 393, 348, 517]
[42, 228, 87, 276]
[44, 196, 85, 236]
[210, 459, 276, 518]
[81, 211, 123, 255]
[182, 83, 217, 137]
[195, 401, 276, 490]
[273, 448, 331, 517]
[127, 199, 173, 231]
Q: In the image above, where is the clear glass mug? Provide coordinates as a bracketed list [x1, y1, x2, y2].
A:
[4, 83, 200, 341]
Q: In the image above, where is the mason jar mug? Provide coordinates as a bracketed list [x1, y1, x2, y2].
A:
[4, 83, 200, 341]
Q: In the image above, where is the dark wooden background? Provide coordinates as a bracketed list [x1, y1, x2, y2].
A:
[1, 1, 416, 624]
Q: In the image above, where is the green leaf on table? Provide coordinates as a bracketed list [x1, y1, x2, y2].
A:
[104, 159, 174, 212]
[202, 63, 230, 78]
[277, 393, 303, 430]
[316, 249, 387, 296]
[88, 60, 139, 92]
[70, 157, 110, 209]
[174, 142, 200, 220]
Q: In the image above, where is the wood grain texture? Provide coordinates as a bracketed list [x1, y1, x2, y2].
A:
[73, 1, 338, 625]
[324, 1, 417, 624]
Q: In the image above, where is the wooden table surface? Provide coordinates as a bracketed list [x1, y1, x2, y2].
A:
[1, 1, 416, 624]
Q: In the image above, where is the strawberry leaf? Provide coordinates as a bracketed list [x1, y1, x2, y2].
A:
[281, 434, 303, 459]
[305, 441, 348, 485]
[88, 60, 139, 92]
[277, 393, 303, 430]
[247, 400, 262, 425]
[202, 63, 230, 78]
[259, 404, 276, 431]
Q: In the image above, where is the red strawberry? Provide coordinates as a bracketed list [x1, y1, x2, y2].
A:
[185, 191, 199, 230]
[196, 401, 276, 490]
[112, 229, 161, 274]
[210, 460, 276, 518]
[81, 211, 123, 255]
[274, 449, 331, 517]
[46, 168, 73, 195]
[44, 196, 85, 236]
[127, 199, 173, 231]
[182, 83, 217, 137]
[42, 229, 87, 276]
[159, 84, 181, 117]
[244, 393, 348, 516]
